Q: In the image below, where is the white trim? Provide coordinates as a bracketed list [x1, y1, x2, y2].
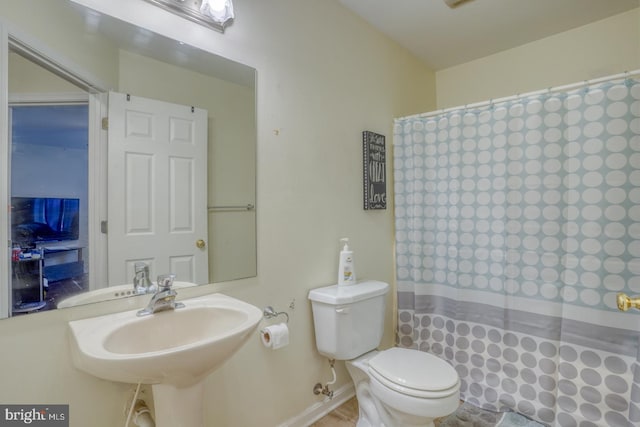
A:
[276, 383, 356, 427]
[9, 92, 89, 105]
[398, 68, 640, 120]
[88, 92, 109, 291]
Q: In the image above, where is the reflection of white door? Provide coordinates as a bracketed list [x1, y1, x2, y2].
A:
[107, 92, 208, 285]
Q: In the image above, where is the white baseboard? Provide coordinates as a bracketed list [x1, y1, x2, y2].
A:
[277, 383, 356, 427]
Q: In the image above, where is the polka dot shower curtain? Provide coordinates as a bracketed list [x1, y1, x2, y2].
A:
[393, 75, 640, 427]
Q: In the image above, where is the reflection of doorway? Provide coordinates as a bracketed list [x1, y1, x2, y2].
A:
[1, 36, 106, 319]
[9, 104, 89, 314]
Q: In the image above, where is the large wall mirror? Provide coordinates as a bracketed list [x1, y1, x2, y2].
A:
[0, 0, 256, 318]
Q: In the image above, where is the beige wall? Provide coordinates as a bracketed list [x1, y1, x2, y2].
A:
[436, 9, 640, 109]
[3, 1, 640, 426]
[9, 53, 84, 94]
[0, 1, 435, 426]
[3, 1, 639, 426]
[0, 0, 119, 90]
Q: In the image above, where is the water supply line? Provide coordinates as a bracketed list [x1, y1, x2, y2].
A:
[313, 359, 336, 399]
[125, 383, 142, 426]
[327, 359, 337, 386]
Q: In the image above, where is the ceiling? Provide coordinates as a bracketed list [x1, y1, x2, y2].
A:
[338, 0, 640, 70]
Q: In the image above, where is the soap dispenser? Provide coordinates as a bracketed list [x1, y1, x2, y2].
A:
[338, 238, 356, 285]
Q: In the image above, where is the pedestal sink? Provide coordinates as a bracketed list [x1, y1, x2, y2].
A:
[68, 293, 262, 427]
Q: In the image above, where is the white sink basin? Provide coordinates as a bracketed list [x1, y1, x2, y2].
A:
[68, 293, 262, 387]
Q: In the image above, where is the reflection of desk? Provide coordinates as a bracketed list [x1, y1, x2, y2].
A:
[11, 246, 85, 315]
[42, 246, 85, 282]
[11, 255, 45, 314]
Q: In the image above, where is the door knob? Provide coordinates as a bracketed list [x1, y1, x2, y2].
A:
[196, 239, 206, 249]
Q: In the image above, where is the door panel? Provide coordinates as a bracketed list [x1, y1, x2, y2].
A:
[169, 156, 194, 232]
[169, 255, 195, 282]
[125, 152, 154, 234]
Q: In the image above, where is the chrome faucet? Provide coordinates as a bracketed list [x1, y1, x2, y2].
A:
[133, 262, 157, 294]
[137, 274, 184, 317]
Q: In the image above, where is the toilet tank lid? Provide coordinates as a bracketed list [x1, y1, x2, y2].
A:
[308, 280, 389, 305]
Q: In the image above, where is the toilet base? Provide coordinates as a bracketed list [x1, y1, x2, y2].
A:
[346, 350, 459, 427]
[354, 411, 435, 427]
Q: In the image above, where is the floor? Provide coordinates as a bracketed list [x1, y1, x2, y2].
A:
[311, 397, 446, 426]
[310, 397, 359, 427]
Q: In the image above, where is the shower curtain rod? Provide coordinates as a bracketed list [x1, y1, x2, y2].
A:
[400, 68, 640, 121]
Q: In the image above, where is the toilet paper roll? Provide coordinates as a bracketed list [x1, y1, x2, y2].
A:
[260, 323, 289, 350]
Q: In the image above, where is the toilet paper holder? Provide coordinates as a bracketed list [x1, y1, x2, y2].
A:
[263, 306, 289, 323]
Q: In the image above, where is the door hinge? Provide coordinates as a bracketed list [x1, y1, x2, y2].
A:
[101, 117, 109, 130]
[100, 221, 108, 234]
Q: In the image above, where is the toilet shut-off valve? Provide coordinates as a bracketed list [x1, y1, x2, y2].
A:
[313, 359, 336, 399]
[313, 382, 334, 399]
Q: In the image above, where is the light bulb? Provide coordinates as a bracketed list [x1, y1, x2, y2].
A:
[208, 0, 226, 11]
[200, 0, 234, 24]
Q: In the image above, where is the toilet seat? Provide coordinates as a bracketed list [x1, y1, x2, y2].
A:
[368, 348, 459, 399]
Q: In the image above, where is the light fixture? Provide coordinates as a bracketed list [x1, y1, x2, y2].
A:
[143, 0, 235, 33]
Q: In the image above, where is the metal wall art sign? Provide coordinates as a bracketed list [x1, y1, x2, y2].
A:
[363, 131, 386, 210]
[0, 405, 68, 426]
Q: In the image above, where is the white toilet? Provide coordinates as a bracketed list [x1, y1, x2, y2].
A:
[308, 281, 460, 427]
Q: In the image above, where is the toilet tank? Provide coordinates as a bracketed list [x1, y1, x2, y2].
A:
[308, 280, 389, 360]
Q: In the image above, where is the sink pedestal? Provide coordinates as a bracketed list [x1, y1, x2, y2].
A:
[152, 382, 205, 427]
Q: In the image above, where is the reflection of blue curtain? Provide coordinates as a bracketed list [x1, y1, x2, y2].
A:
[45, 199, 62, 230]
[32, 198, 46, 225]
[394, 78, 640, 426]
[31, 199, 75, 232]
[60, 199, 76, 232]
[33, 199, 62, 230]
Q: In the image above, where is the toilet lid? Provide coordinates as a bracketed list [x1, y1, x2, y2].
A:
[369, 348, 459, 395]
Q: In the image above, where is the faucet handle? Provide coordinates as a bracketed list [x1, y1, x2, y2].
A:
[157, 274, 176, 291]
